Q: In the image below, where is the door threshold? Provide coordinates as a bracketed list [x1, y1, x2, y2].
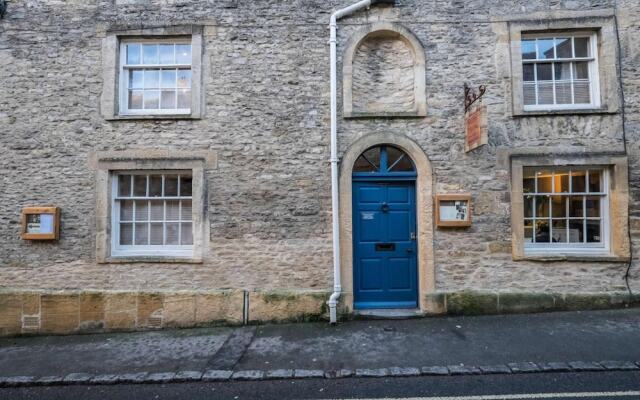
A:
[353, 308, 423, 320]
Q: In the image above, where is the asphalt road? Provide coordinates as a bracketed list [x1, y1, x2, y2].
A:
[1, 371, 639, 400]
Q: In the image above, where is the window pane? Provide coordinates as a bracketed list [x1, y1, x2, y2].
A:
[150, 223, 164, 245]
[551, 219, 567, 243]
[150, 200, 164, 220]
[389, 155, 414, 172]
[144, 70, 160, 88]
[118, 175, 131, 197]
[551, 196, 566, 218]
[571, 170, 586, 192]
[524, 195, 534, 218]
[553, 171, 568, 193]
[180, 176, 192, 196]
[159, 44, 174, 64]
[133, 175, 147, 197]
[176, 44, 191, 64]
[161, 90, 176, 109]
[524, 220, 533, 243]
[161, 70, 176, 88]
[536, 195, 550, 218]
[164, 176, 178, 196]
[166, 223, 179, 245]
[569, 196, 584, 217]
[120, 200, 134, 221]
[588, 170, 602, 192]
[522, 39, 536, 60]
[120, 223, 133, 245]
[573, 61, 589, 79]
[166, 200, 180, 220]
[128, 91, 143, 109]
[523, 83, 536, 105]
[126, 44, 141, 65]
[568, 220, 584, 243]
[536, 63, 552, 80]
[586, 220, 601, 243]
[585, 196, 600, 218]
[144, 91, 160, 109]
[537, 38, 555, 59]
[134, 223, 149, 245]
[537, 82, 554, 105]
[555, 82, 572, 104]
[129, 70, 143, 89]
[135, 201, 149, 221]
[574, 37, 590, 57]
[181, 223, 193, 245]
[133, 175, 147, 196]
[177, 69, 191, 88]
[554, 62, 572, 80]
[536, 170, 552, 192]
[573, 81, 591, 104]
[177, 89, 191, 109]
[181, 200, 192, 221]
[523, 169, 536, 193]
[142, 44, 158, 64]
[149, 175, 162, 197]
[555, 37, 572, 58]
[523, 64, 535, 81]
[354, 156, 376, 173]
[535, 220, 550, 243]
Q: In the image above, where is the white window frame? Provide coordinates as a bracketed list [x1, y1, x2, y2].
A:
[521, 32, 600, 112]
[523, 166, 610, 256]
[118, 38, 193, 116]
[110, 170, 194, 258]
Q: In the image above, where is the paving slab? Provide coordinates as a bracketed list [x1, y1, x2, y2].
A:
[1, 309, 640, 380]
[234, 309, 640, 371]
[0, 327, 232, 376]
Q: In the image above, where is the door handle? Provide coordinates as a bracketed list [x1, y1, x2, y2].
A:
[406, 248, 413, 253]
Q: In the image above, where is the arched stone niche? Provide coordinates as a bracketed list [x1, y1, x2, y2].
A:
[343, 22, 426, 118]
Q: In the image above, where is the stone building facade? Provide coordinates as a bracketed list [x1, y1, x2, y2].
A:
[0, 0, 639, 335]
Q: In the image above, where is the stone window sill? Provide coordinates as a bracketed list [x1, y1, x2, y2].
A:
[105, 114, 201, 121]
[516, 253, 629, 263]
[102, 256, 203, 264]
[344, 111, 427, 119]
[513, 107, 618, 118]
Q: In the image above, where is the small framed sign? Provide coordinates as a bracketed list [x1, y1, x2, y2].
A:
[435, 194, 472, 227]
[20, 207, 60, 240]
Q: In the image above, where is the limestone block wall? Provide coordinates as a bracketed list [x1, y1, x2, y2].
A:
[352, 34, 416, 113]
[0, 0, 639, 335]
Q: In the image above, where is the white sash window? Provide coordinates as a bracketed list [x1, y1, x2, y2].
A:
[119, 40, 192, 115]
[111, 172, 193, 257]
[521, 33, 600, 110]
[523, 167, 609, 254]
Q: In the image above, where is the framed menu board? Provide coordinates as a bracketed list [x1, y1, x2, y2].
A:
[21, 207, 60, 240]
[435, 194, 472, 227]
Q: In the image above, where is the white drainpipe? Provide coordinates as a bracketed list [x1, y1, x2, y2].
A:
[328, 0, 390, 324]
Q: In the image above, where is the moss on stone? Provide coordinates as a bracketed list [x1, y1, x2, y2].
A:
[498, 292, 555, 313]
[446, 292, 498, 315]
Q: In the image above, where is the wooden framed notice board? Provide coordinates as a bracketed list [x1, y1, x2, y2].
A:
[20, 207, 60, 240]
[435, 194, 472, 227]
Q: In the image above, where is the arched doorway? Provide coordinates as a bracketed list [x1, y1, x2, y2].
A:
[352, 145, 418, 309]
[339, 134, 435, 314]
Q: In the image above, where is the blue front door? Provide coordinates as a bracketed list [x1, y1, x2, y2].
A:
[353, 181, 418, 309]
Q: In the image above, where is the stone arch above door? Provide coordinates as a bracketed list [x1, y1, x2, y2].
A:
[339, 133, 436, 313]
[343, 22, 427, 118]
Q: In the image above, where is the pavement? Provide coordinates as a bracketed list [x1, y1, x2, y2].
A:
[1, 308, 640, 387]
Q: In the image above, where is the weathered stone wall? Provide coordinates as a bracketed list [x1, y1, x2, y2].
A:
[352, 34, 416, 113]
[0, 0, 639, 333]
